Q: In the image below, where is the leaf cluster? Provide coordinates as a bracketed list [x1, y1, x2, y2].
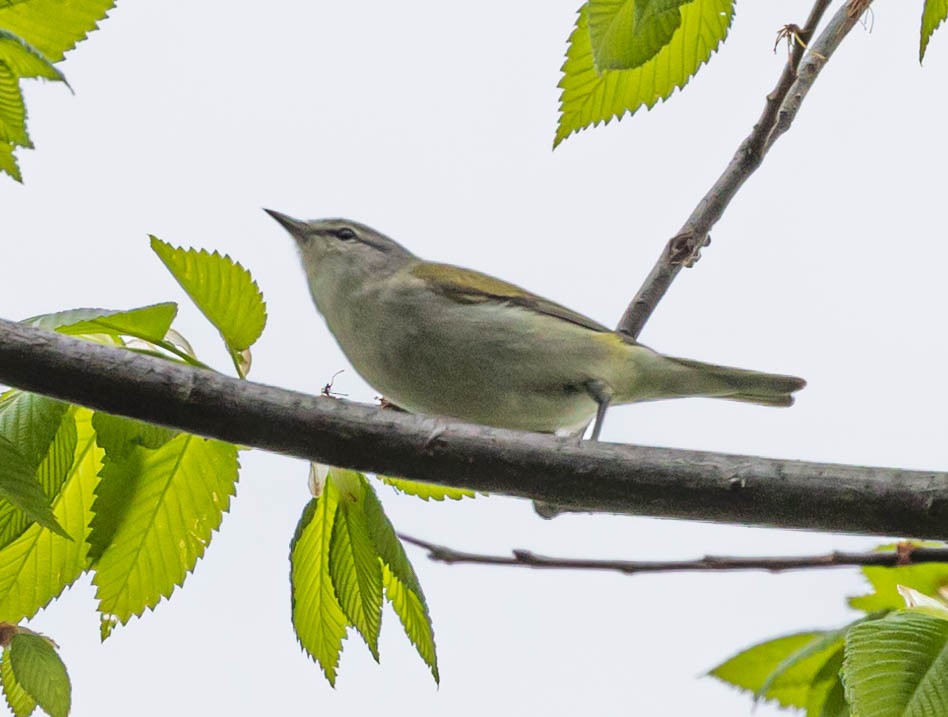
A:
[710, 549, 948, 716]
[0, 240, 450, 714]
[554, 0, 948, 146]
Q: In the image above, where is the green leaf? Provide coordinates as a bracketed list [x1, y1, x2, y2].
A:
[588, 0, 691, 71]
[8, 633, 69, 717]
[1, 645, 37, 717]
[844, 610, 948, 716]
[90, 412, 176, 462]
[54, 303, 178, 344]
[0, 404, 76, 550]
[555, 0, 734, 147]
[364, 484, 438, 682]
[329, 474, 382, 660]
[0, 391, 68, 467]
[921, 0, 948, 63]
[0, 434, 67, 539]
[379, 474, 476, 502]
[0, 63, 27, 148]
[22, 303, 179, 347]
[0, 0, 114, 63]
[807, 650, 849, 717]
[756, 627, 847, 703]
[91, 435, 239, 626]
[850, 558, 948, 613]
[0, 409, 101, 623]
[710, 631, 843, 710]
[0, 31, 65, 166]
[0, 30, 64, 81]
[150, 237, 267, 353]
[290, 485, 349, 686]
[0, 140, 20, 182]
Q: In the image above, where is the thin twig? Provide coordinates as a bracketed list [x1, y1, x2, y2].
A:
[399, 535, 947, 576]
[616, 0, 865, 339]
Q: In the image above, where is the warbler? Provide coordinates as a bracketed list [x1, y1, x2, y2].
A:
[267, 210, 805, 439]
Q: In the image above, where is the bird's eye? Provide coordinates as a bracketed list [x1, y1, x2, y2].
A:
[333, 227, 357, 241]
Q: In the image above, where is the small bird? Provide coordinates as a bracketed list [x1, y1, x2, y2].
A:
[267, 210, 805, 439]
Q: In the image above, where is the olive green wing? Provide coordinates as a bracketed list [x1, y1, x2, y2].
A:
[411, 262, 611, 334]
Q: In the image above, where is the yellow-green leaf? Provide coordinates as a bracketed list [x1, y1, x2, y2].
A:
[0, 404, 76, 550]
[0, 140, 20, 182]
[1, 645, 37, 717]
[90, 412, 176, 462]
[0, 63, 27, 148]
[850, 557, 948, 613]
[710, 631, 842, 710]
[0, 434, 66, 539]
[0, 409, 101, 623]
[364, 485, 438, 682]
[53, 303, 178, 344]
[8, 633, 69, 717]
[329, 478, 382, 661]
[0, 0, 114, 63]
[150, 237, 267, 353]
[555, 0, 734, 147]
[588, 0, 690, 71]
[921, 0, 948, 63]
[91, 435, 238, 625]
[379, 474, 476, 502]
[0, 30, 63, 81]
[290, 485, 349, 686]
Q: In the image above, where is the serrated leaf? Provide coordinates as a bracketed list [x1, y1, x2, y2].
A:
[0, 0, 114, 63]
[850, 558, 948, 613]
[806, 649, 849, 717]
[0, 434, 67, 539]
[0, 31, 65, 158]
[921, 0, 948, 63]
[0, 406, 76, 550]
[379, 474, 476, 502]
[0, 140, 20, 181]
[22, 304, 179, 349]
[54, 303, 178, 344]
[150, 237, 267, 353]
[756, 626, 849, 702]
[710, 631, 843, 710]
[363, 485, 438, 682]
[0, 409, 100, 623]
[844, 610, 948, 716]
[329, 475, 382, 660]
[588, 0, 690, 71]
[555, 0, 734, 147]
[0, 63, 27, 148]
[91, 412, 176, 462]
[8, 633, 69, 717]
[91, 435, 238, 625]
[0, 391, 68, 468]
[0, 30, 64, 81]
[290, 486, 349, 686]
[1, 646, 37, 717]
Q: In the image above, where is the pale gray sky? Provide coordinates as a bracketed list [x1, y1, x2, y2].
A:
[3, 1, 946, 714]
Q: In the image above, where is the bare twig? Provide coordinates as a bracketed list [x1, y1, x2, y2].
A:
[2, 319, 948, 539]
[399, 535, 948, 576]
[616, 0, 864, 339]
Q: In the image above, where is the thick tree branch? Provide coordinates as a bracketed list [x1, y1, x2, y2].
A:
[1, 319, 946, 539]
[400, 535, 948, 575]
[617, 0, 864, 338]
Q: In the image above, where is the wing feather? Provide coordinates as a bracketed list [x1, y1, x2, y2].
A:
[411, 262, 612, 334]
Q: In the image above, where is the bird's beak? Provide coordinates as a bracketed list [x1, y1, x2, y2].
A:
[264, 208, 308, 239]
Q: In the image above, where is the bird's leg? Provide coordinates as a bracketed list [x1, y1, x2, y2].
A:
[584, 380, 612, 441]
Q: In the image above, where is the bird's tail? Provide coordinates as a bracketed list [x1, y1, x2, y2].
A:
[614, 345, 806, 407]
